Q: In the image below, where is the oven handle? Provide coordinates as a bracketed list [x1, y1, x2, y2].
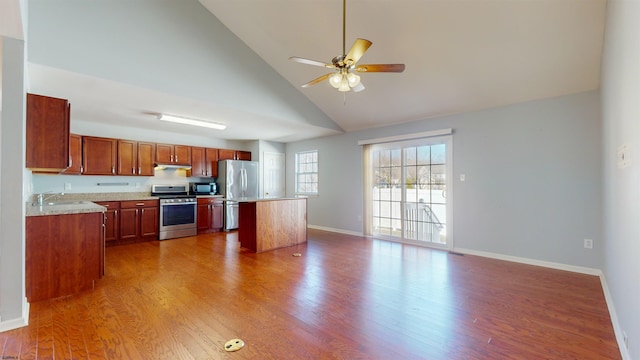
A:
[160, 202, 196, 206]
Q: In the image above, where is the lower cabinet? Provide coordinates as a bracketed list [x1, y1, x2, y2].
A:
[26, 212, 104, 302]
[120, 200, 159, 243]
[96, 201, 120, 246]
[197, 197, 224, 234]
[96, 199, 158, 245]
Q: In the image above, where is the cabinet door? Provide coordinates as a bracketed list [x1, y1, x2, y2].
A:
[95, 202, 119, 245]
[62, 134, 82, 175]
[212, 201, 224, 230]
[140, 206, 159, 239]
[155, 143, 173, 164]
[197, 202, 211, 231]
[26, 93, 71, 171]
[205, 148, 219, 178]
[117, 140, 137, 175]
[191, 147, 206, 177]
[137, 142, 156, 176]
[174, 145, 191, 165]
[83, 137, 117, 175]
[218, 149, 236, 161]
[236, 151, 252, 161]
[119, 208, 139, 241]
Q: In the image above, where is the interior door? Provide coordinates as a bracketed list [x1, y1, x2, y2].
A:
[263, 152, 285, 198]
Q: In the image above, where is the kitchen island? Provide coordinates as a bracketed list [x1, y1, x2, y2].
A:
[238, 197, 307, 253]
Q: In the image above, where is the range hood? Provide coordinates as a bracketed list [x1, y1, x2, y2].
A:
[154, 163, 192, 171]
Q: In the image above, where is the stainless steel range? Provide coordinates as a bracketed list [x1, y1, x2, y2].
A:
[151, 184, 197, 240]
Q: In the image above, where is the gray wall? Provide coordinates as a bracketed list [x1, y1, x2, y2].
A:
[0, 36, 26, 326]
[287, 91, 602, 269]
[27, 0, 340, 134]
[601, 0, 640, 358]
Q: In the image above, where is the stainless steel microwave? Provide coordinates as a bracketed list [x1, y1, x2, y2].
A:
[189, 182, 217, 195]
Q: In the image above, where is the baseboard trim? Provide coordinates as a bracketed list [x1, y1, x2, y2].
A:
[453, 247, 602, 276]
[307, 225, 363, 237]
[0, 298, 29, 333]
[599, 275, 631, 360]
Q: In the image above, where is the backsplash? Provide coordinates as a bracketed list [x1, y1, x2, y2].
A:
[32, 169, 213, 195]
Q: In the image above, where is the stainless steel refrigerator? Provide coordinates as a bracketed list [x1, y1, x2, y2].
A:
[218, 160, 259, 230]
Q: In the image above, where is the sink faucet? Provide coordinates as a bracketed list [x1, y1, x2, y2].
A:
[35, 191, 65, 206]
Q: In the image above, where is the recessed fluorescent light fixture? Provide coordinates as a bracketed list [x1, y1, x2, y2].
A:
[157, 113, 226, 130]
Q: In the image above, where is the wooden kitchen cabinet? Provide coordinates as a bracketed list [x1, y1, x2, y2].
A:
[26, 93, 71, 172]
[120, 200, 159, 243]
[96, 201, 120, 246]
[83, 136, 117, 175]
[117, 140, 155, 176]
[236, 151, 252, 161]
[197, 197, 224, 234]
[156, 143, 191, 165]
[191, 147, 219, 178]
[26, 212, 104, 302]
[218, 149, 236, 161]
[219, 149, 251, 161]
[62, 133, 83, 175]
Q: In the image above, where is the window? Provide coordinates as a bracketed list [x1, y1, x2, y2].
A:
[295, 150, 318, 195]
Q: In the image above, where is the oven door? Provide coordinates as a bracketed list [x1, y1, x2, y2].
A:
[159, 202, 196, 232]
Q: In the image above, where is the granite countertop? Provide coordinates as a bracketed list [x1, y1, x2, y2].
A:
[26, 201, 107, 217]
[25, 192, 157, 217]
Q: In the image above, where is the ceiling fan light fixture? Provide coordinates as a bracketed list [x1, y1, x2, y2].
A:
[157, 113, 226, 130]
[346, 72, 360, 87]
[329, 73, 343, 88]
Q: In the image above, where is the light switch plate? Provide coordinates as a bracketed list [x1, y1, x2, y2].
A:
[617, 144, 631, 169]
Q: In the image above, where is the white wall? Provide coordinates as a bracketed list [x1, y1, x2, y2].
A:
[601, 0, 640, 358]
[0, 36, 27, 329]
[287, 91, 602, 269]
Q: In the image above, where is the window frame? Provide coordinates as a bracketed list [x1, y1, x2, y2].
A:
[294, 150, 319, 196]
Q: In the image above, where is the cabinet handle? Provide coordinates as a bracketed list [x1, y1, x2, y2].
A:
[103, 204, 110, 207]
[170, 154, 174, 162]
[175, 155, 178, 163]
[138, 167, 141, 174]
[132, 167, 135, 174]
[136, 203, 145, 206]
[112, 166, 115, 174]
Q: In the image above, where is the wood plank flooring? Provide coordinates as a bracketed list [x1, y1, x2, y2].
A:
[0, 229, 621, 359]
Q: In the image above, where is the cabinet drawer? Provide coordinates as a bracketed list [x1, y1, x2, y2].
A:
[197, 197, 221, 205]
[120, 200, 158, 208]
[95, 201, 120, 209]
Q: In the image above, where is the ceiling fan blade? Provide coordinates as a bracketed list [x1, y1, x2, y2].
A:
[301, 73, 332, 88]
[355, 64, 406, 73]
[289, 57, 335, 69]
[344, 38, 372, 66]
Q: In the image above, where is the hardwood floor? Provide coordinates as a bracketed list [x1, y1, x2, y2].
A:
[1, 229, 620, 359]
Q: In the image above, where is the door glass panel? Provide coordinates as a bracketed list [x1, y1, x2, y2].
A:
[371, 140, 449, 247]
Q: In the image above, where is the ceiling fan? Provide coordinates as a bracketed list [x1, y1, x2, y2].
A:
[289, 0, 405, 93]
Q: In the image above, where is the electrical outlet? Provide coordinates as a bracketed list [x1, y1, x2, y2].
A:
[584, 238, 593, 249]
[64, 183, 72, 191]
[623, 331, 629, 349]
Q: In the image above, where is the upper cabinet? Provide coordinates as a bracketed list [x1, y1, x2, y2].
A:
[117, 140, 155, 176]
[219, 149, 251, 161]
[83, 136, 117, 175]
[156, 144, 191, 166]
[26, 93, 71, 172]
[191, 147, 219, 178]
[62, 134, 83, 175]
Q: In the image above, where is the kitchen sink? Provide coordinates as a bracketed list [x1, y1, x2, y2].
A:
[41, 200, 93, 206]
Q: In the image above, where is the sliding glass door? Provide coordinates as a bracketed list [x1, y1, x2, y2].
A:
[369, 136, 451, 248]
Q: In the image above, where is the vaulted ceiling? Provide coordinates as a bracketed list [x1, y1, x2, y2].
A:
[3, 0, 606, 142]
